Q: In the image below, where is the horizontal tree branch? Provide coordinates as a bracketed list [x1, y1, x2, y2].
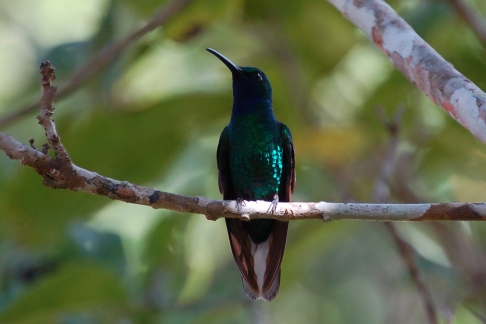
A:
[2, 130, 486, 222]
[1, 61, 486, 222]
[327, 0, 486, 144]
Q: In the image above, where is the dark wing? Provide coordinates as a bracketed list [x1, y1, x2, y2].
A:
[258, 122, 295, 300]
[279, 122, 296, 202]
[217, 127, 232, 197]
[217, 127, 259, 296]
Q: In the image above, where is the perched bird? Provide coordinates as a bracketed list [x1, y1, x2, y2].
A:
[207, 48, 295, 301]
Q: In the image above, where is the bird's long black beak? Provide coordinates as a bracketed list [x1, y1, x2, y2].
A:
[206, 48, 242, 74]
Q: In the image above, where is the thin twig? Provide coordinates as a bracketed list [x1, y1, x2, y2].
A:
[385, 223, 438, 324]
[37, 61, 70, 163]
[374, 106, 438, 324]
[447, 0, 486, 48]
[0, 0, 193, 129]
[373, 105, 404, 204]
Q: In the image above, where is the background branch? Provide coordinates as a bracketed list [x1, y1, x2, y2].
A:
[327, 0, 486, 144]
[446, 0, 486, 48]
[0, 0, 192, 129]
[374, 106, 438, 324]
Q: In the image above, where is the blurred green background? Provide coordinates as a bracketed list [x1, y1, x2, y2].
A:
[1, 0, 486, 323]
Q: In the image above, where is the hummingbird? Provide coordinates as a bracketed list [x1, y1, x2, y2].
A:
[207, 48, 295, 301]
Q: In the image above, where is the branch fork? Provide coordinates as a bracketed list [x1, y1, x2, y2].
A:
[1, 62, 486, 223]
[2, 0, 486, 223]
[37, 61, 71, 164]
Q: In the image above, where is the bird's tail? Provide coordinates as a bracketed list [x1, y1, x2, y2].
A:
[225, 218, 288, 301]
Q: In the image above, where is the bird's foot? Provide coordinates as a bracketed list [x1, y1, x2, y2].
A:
[267, 194, 279, 214]
[236, 198, 246, 212]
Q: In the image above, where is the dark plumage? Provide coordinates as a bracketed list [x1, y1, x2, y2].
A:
[207, 48, 295, 301]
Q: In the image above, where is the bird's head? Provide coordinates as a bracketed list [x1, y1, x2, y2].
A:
[206, 48, 272, 108]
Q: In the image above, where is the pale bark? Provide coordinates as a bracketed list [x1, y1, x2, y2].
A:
[327, 0, 486, 143]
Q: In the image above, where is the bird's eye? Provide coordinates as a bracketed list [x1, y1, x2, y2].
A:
[254, 72, 263, 81]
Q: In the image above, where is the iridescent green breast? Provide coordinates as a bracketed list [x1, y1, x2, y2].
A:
[227, 115, 283, 200]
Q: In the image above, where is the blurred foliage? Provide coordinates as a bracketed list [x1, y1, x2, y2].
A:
[1, 0, 486, 322]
